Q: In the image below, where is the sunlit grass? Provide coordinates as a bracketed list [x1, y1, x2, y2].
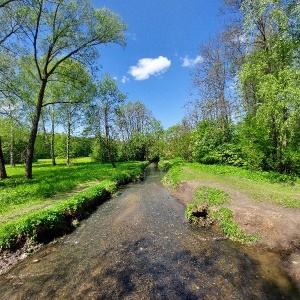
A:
[0, 159, 146, 216]
[163, 161, 300, 208]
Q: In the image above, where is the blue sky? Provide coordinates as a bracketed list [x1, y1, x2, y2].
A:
[92, 0, 226, 129]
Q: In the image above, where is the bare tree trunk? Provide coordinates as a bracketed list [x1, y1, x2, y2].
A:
[104, 111, 116, 168]
[50, 108, 56, 166]
[0, 137, 8, 179]
[66, 111, 71, 167]
[10, 124, 15, 167]
[25, 80, 47, 179]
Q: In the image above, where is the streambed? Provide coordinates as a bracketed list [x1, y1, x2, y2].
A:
[0, 164, 299, 299]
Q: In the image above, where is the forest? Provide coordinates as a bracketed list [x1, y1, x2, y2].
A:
[0, 0, 300, 179]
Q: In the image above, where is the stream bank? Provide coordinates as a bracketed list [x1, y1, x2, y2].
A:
[0, 164, 299, 299]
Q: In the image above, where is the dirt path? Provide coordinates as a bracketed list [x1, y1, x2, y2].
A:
[172, 179, 300, 284]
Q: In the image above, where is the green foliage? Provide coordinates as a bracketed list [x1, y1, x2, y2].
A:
[158, 157, 185, 171]
[163, 124, 193, 161]
[191, 120, 239, 165]
[194, 186, 229, 206]
[214, 207, 259, 243]
[237, 0, 300, 174]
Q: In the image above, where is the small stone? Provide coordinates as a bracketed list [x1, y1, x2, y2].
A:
[32, 259, 40, 263]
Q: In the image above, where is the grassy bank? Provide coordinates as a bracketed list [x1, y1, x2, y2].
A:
[161, 160, 300, 243]
[0, 159, 147, 250]
[162, 161, 300, 208]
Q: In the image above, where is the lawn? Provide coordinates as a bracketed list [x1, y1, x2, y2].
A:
[0, 158, 146, 223]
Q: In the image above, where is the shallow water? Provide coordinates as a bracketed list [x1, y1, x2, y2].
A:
[0, 164, 299, 299]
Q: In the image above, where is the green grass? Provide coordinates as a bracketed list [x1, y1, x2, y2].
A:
[0, 159, 147, 221]
[0, 158, 147, 250]
[162, 161, 300, 208]
[0, 159, 146, 214]
[194, 186, 229, 206]
[184, 186, 258, 243]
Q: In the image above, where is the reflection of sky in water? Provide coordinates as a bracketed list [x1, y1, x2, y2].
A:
[0, 164, 298, 299]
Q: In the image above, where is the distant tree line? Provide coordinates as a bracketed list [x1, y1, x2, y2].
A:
[164, 0, 300, 175]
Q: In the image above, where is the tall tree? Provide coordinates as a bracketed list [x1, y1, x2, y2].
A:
[46, 59, 96, 166]
[238, 0, 300, 173]
[116, 101, 163, 161]
[0, 136, 7, 179]
[190, 35, 235, 141]
[1, 0, 127, 178]
[88, 74, 126, 167]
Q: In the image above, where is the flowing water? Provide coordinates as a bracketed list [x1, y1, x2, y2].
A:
[0, 164, 299, 299]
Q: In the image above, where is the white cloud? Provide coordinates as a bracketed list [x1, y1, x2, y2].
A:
[181, 55, 203, 67]
[128, 56, 171, 80]
[121, 76, 129, 83]
[126, 32, 137, 41]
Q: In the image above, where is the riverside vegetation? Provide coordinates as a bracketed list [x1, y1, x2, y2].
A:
[161, 158, 300, 243]
[0, 158, 147, 250]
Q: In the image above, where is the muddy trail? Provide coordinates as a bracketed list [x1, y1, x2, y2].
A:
[0, 164, 299, 299]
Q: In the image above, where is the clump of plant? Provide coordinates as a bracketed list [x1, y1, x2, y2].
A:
[185, 203, 212, 227]
[185, 186, 258, 243]
[212, 208, 259, 243]
[185, 186, 228, 227]
[194, 186, 229, 206]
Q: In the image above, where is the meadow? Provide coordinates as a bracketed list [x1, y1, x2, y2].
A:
[0, 158, 147, 249]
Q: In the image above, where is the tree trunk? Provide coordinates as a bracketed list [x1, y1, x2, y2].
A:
[50, 109, 56, 166]
[66, 112, 71, 167]
[10, 124, 15, 167]
[0, 137, 8, 179]
[104, 112, 116, 168]
[25, 80, 47, 179]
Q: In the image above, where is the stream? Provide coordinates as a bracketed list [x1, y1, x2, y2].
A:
[0, 164, 299, 299]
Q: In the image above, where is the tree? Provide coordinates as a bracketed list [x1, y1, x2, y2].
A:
[45, 59, 96, 166]
[0, 136, 7, 179]
[190, 35, 236, 148]
[163, 121, 193, 161]
[1, 0, 127, 178]
[116, 101, 162, 161]
[238, 0, 300, 173]
[88, 74, 126, 167]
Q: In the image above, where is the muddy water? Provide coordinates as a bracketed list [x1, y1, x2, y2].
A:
[0, 164, 299, 299]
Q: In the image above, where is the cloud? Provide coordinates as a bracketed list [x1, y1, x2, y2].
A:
[126, 32, 137, 41]
[181, 55, 203, 67]
[121, 76, 129, 83]
[128, 56, 171, 80]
